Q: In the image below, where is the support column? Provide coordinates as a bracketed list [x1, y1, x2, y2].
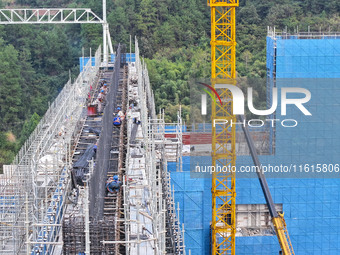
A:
[103, 0, 108, 65]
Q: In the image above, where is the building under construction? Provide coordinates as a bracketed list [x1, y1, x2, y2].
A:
[170, 29, 340, 255]
[0, 2, 340, 255]
[0, 38, 185, 254]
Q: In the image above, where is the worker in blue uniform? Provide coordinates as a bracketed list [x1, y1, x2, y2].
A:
[106, 175, 121, 194]
[113, 116, 121, 126]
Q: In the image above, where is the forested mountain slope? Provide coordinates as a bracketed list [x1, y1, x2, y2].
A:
[0, 0, 339, 168]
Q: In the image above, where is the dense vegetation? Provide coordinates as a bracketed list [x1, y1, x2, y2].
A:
[0, 0, 339, 168]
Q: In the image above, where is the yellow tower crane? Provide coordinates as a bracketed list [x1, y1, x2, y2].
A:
[207, 1, 295, 254]
[208, 0, 238, 254]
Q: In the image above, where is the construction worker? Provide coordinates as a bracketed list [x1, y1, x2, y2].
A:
[113, 116, 121, 126]
[102, 83, 108, 94]
[116, 107, 125, 120]
[106, 175, 121, 194]
[100, 79, 107, 86]
[98, 89, 106, 101]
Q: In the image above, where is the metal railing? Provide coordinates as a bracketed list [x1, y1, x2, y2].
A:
[123, 38, 185, 254]
[267, 26, 340, 39]
[0, 46, 101, 255]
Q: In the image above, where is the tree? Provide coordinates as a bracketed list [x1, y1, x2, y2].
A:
[0, 0, 336, 162]
[0, 131, 17, 171]
[19, 112, 40, 145]
[239, 4, 261, 24]
[0, 39, 23, 133]
[242, 50, 253, 70]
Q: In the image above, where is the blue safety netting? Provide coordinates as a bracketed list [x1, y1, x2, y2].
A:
[110, 53, 136, 63]
[79, 53, 136, 72]
[170, 36, 340, 255]
[164, 125, 187, 133]
[79, 57, 96, 72]
[267, 37, 340, 78]
[170, 166, 211, 255]
[170, 161, 340, 254]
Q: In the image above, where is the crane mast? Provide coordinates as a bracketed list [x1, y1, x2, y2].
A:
[207, 1, 294, 255]
[207, 1, 239, 254]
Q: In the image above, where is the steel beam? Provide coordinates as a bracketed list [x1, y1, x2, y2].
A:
[0, 9, 103, 24]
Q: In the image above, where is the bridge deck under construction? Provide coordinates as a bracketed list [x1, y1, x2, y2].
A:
[0, 40, 185, 255]
[62, 47, 128, 254]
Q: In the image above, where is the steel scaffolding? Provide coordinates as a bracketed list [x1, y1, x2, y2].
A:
[123, 38, 185, 255]
[1, 37, 186, 255]
[0, 46, 101, 255]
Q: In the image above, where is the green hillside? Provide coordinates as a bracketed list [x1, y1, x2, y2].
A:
[0, 0, 339, 168]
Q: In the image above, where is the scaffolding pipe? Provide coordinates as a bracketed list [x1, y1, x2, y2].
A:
[107, 29, 114, 55]
[25, 193, 30, 255]
[102, 0, 108, 65]
[102, 239, 156, 244]
[84, 182, 90, 254]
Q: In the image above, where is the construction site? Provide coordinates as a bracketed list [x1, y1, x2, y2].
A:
[0, 1, 340, 255]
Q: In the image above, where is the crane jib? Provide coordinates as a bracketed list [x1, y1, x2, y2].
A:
[238, 115, 278, 218]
